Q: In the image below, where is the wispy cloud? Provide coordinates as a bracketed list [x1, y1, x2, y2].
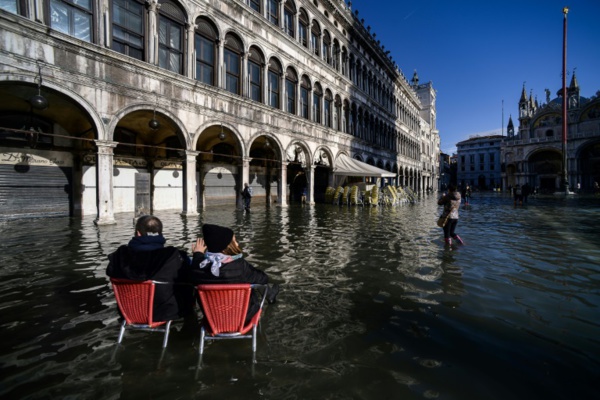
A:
[404, 9, 417, 20]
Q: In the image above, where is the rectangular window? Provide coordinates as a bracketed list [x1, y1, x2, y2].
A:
[324, 99, 331, 128]
[1, 0, 21, 15]
[158, 17, 183, 74]
[112, 0, 144, 60]
[284, 9, 294, 37]
[267, 0, 278, 25]
[299, 23, 307, 47]
[311, 32, 319, 56]
[286, 79, 295, 114]
[268, 70, 279, 108]
[313, 93, 321, 123]
[50, 0, 93, 42]
[248, 61, 261, 102]
[249, 0, 260, 13]
[301, 87, 309, 119]
[195, 34, 214, 85]
[224, 49, 240, 95]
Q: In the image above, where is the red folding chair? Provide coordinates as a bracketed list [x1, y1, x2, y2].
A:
[196, 283, 268, 355]
[110, 278, 173, 348]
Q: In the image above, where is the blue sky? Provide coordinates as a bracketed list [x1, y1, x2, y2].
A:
[348, 0, 600, 154]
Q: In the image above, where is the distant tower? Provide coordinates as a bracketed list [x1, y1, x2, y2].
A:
[568, 70, 580, 109]
[518, 84, 531, 131]
[507, 115, 515, 138]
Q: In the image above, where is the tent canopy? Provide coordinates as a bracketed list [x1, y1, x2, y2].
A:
[333, 153, 396, 177]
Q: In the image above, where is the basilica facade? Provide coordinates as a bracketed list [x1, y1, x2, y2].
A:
[0, 0, 439, 223]
[502, 74, 600, 193]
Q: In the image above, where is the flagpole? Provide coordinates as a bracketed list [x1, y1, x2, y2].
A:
[561, 7, 569, 194]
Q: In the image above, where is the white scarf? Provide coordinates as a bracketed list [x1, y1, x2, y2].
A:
[198, 252, 242, 277]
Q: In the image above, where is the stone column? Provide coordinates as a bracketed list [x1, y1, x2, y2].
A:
[279, 161, 288, 207]
[94, 140, 117, 225]
[148, 0, 160, 65]
[278, 0, 285, 29]
[242, 52, 249, 98]
[182, 150, 199, 216]
[217, 39, 224, 89]
[187, 23, 195, 79]
[262, 61, 268, 104]
[308, 165, 315, 205]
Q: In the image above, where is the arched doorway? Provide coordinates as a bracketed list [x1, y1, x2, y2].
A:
[286, 143, 309, 203]
[196, 124, 242, 207]
[528, 150, 562, 193]
[249, 136, 281, 206]
[113, 109, 187, 214]
[0, 80, 96, 218]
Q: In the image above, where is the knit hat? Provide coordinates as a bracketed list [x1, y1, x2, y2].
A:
[202, 224, 234, 253]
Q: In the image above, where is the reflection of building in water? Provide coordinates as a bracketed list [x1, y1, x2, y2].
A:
[502, 73, 600, 193]
[0, 0, 440, 222]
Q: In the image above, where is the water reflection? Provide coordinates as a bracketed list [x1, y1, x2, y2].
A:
[0, 193, 598, 399]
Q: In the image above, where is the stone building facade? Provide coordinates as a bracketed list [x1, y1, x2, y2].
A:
[502, 74, 600, 193]
[456, 135, 503, 190]
[0, 0, 439, 223]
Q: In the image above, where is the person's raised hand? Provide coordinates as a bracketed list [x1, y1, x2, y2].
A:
[192, 238, 207, 253]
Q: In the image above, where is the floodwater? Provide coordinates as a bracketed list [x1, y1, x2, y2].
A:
[0, 193, 598, 400]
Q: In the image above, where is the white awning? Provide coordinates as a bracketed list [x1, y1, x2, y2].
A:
[333, 153, 396, 177]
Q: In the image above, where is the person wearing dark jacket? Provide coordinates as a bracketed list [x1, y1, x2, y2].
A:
[188, 224, 278, 323]
[106, 215, 194, 322]
[437, 184, 464, 246]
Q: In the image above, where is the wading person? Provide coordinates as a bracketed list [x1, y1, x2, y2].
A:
[241, 182, 252, 212]
[437, 184, 463, 246]
[188, 224, 279, 323]
[106, 215, 194, 321]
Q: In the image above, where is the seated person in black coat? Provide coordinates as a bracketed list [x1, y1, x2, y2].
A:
[106, 215, 194, 322]
[189, 224, 277, 323]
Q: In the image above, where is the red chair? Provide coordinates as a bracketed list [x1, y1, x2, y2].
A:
[196, 284, 268, 355]
[110, 278, 173, 348]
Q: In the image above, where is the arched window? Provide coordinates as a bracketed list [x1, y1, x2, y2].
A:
[224, 33, 243, 95]
[267, 0, 279, 25]
[324, 90, 332, 128]
[332, 39, 339, 70]
[343, 99, 350, 133]
[112, 0, 145, 60]
[322, 31, 331, 64]
[313, 83, 322, 124]
[49, 0, 93, 42]
[268, 58, 282, 108]
[298, 9, 309, 48]
[311, 20, 320, 56]
[300, 75, 311, 120]
[341, 47, 348, 77]
[194, 17, 217, 85]
[334, 95, 342, 131]
[285, 67, 298, 115]
[350, 104, 357, 136]
[158, 0, 185, 74]
[284, 0, 296, 38]
[248, 47, 264, 102]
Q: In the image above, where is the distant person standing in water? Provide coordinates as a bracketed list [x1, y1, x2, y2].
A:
[241, 182, 252, 212]
[513, 184, 523, 206]
[464, 185, 472, 206]
[438, 184, 463, 246]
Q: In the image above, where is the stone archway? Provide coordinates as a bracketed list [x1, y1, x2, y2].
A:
[528, 150, 561, 193]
